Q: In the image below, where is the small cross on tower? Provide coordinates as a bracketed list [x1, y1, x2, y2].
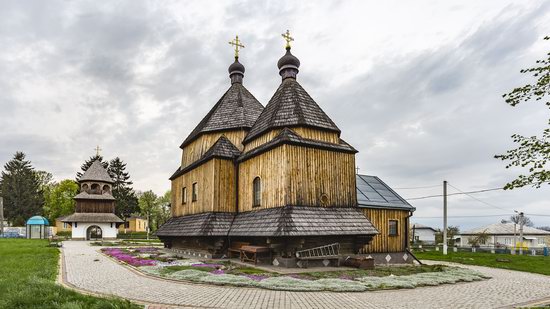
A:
[228, 35, 245, 58]
[355, 166, 360, 174]
[281, 30, 294, 49]
[95, 145, 102, 156]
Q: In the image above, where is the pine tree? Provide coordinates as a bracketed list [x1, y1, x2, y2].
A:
[108, 157, 139, 220]
[76, 155, 108, 180]
[0, 152, 45, 225]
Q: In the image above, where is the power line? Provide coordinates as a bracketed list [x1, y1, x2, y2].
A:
[414, 214, 512, 219]
[525, 213, 550, 217]
[447, 183, 511, 211]
[394, 184, 441, 190]
[406, 187, 502, 200]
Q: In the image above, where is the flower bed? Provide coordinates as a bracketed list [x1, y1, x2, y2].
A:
[101, 247, 490, 292]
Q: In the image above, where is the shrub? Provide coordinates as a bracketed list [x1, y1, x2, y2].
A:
[199, 274, 258, 287]
[168, 269, 210, 281]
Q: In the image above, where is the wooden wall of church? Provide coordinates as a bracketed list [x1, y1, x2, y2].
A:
[181, 130, 247, 168]
[286, 145, 356, 207]
[75, 200, 115, 213]
[171, 160, 215, 216]
[238, 144, 356, 212]
[238, 146, 287, 212]
[243, 128, 340, 152]
[171, 158, 236, 216]
[361, 208, 410, 253]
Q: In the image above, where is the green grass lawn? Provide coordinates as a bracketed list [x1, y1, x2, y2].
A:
[415, 250, 550, 276]
[0, 239, 141, 309]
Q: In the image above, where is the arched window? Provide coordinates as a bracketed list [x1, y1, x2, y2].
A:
[82, 184, 89, 192]
[253, 177, 261, 207]
[102, 185, 110, 194]
[91, 183, 100, 194]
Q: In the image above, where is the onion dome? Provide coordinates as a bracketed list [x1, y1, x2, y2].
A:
[277, 47, 300, 80]
[228, 57, 245, 84]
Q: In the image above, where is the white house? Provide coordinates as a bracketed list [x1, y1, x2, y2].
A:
[411, 223, 437, 244]
[457, 222, 550, 248]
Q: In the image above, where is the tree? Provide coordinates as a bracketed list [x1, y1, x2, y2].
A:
[108, 157, 138, 220]
[495, 36, 550, 189]
[138, 190, 159, 238]
[43, 179, 79, 223]
[76, 155, 108, 181]
[154, 190, 171, 230]
[0, 152, 44, 225]
[34, 170, 54, 191]
[509, 214, 534, 227]
[467, 230, 490, 248]
[435, 226, 460, 245]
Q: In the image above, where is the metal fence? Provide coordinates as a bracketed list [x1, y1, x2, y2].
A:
[411, 244, 549, 256]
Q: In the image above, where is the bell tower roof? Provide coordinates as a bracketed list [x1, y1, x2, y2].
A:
[79, 160, 113, 183]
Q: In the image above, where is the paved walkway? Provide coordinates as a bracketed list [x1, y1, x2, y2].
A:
[61, 241, 550, 309]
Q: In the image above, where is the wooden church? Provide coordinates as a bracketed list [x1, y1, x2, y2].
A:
[156, 33, 415, 265]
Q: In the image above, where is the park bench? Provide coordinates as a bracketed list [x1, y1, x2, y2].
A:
[48, 236, 63, 247]
[295, 243, 341, 268]
[228, 241, 250, 258]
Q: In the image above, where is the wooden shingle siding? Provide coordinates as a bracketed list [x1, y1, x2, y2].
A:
[362, 208, 409, 253]
[181, 130, 247, 168]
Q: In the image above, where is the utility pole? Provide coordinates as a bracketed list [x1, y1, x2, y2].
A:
[513, 223, 517, 254]
[443, 180, 448, 255]
[519, 212, 524, 255]
[0, 197, 4, 236]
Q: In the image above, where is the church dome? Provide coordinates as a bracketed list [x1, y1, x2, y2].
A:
[277, 47, 300, 80]
[228, 58, 245, 84]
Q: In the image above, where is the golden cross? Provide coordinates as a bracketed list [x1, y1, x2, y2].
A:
[95, 145, 102, 156]
[228, 35, 245, 58]
[281, 30, 294, 48]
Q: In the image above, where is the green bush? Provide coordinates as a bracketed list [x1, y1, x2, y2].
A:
[55, 231, 72, 238]
[117, 232, 158, 240]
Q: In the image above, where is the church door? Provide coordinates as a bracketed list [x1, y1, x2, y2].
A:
[86, 225, 102, 240]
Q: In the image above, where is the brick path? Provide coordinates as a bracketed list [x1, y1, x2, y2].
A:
[61, 241, 550, 309]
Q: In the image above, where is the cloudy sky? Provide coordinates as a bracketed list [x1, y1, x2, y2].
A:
[1, 0, 548, 230]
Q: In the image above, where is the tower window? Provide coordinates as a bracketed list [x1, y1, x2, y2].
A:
[192, 182, 198, 202]
[253, 177, 261, 207]
[181, 187, 187, 204]
[389, 220, 398, 236]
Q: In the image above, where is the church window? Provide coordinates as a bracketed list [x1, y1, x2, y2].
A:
[82, 184, 89, 192]
[91, 183, 100, 194]
[253, 177, 261, 207]
[192, 182, 198, 202]
[103, 185, 110, 194]
[389, 220, 398, 236]
[181, 187, 187, 204]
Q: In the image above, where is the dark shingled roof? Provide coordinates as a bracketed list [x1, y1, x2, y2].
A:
[155, 212, 235, 237]
[170, 136, 241, 180]
[61, 213, 123, 223]
[73, 191, 116, 201]
[229, 206, 378, 237]
[79, 160, 113, 183]
[243, 78, 340, 144]
[180, 83, 264, 148]
[238, 128, 356, 162]
[356, 174, 415, 211]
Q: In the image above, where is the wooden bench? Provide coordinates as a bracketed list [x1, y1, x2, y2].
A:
[228, 241, 250, 258]
[239, 245, 271, 266]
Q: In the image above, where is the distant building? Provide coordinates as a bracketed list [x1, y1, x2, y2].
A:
[411, 223, 437, 244]
[457, 223, 550, 248]
[119, 216, 148, 233]
[54, 216, 72, 234]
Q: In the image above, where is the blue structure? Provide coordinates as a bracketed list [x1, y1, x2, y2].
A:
[26, 216, 49, 239]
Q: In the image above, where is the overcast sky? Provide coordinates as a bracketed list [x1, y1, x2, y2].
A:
[1, 0, 549, 230]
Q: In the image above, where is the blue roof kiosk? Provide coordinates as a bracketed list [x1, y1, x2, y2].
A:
[26, 216, 49, 239]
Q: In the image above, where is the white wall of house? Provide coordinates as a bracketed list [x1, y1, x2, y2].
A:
[71, 222, 118, 240]
[458, 234, 547, 247]
[414, 228, 436, 244]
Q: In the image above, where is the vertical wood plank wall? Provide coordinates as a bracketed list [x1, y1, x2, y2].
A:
[212, 159, 236, 213]
[238, 146, 287, 212]
[239, 144, 356, 211]
[181, 130, 247, 168]
[243, 128, 341, 152]
[172, 160, 215, 216]
[362, 208, 409, 253]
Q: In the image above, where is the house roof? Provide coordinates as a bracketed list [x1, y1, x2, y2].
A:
[356, 174, 414, 211]
[238, 128, 356, 162]
[461, 223, 550, 235]
[73, 191, 116, 201]
[79, 160, 113, 183]
[243, 78, 340, 144]
[61, 213, 124, 223]
[412, 223, 436, 231]
[180, 83, 264, 149]
[155, 212, 234, 237]
[170, 136, 241, 180]
[229, 206, 378, 237]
